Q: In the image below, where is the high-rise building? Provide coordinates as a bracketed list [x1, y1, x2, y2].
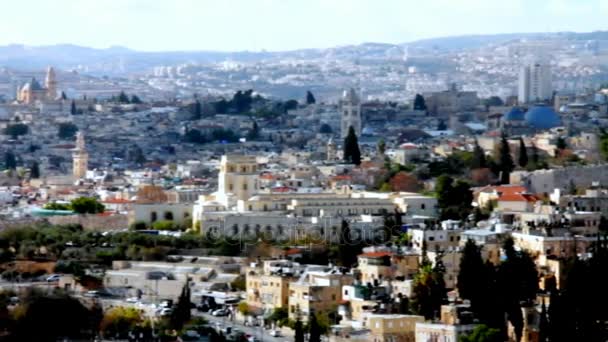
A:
[72, 132, 88, 179]
[340, 88, 362, 139]
[518, 62, 552, 104]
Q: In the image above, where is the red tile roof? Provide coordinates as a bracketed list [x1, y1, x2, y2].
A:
[498, 193, 539, 202]
[359, 251, 392, 258]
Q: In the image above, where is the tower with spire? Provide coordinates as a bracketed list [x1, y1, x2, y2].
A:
[72, 132, 88, 179]
[45, 66, 57, 100]
[326, 137, 337, 161]
[340, 88, 362, 139]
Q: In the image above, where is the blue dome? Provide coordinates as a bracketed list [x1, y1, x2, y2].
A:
[503, 107, 525, 121]
[524, 106, 561, 129]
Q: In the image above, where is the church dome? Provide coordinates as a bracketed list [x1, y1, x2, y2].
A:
[524, 106, 561, 129]
[503, 107, 525, 121]
[22, 78, 43, 91]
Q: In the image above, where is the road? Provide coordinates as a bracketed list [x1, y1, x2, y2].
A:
[193, 311, 289, 342]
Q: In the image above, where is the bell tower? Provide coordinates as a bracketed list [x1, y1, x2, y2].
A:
[340, 88, 362, 138]
[72, 132, 88, 179]
[45, 66, 57, 100]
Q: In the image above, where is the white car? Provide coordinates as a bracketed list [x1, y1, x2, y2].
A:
[159, 308, 173, 316]
[46, 274, 61, 282]
[269, 330, 281, 337]
[211, 308, 229, 316]
[126, 297, 140, 303]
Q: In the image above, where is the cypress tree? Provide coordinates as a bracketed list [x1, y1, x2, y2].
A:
[306, 91, 316, 105]
[471, 140, 487, 169]
[413, 94, 427, 110]
[294, 318, 304, 342]
[343, 126, 361, 166]
[457, 239, 486, 316]
[4, 151, 16, 170]
[70, 100, 77, 115]
[539, 299, 548, 342]
[518, 137, 528, 168]
[497, 134, 515, 184]
[30, 161, 40, 179]
[308, 313, 321, 342]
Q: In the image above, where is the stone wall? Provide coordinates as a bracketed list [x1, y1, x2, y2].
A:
[47, 214, 129, 230]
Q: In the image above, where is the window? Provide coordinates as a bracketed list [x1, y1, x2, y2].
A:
[421, 203, 426, 210]
[229, 184, 233, 191]
[243, 183, 248, 190]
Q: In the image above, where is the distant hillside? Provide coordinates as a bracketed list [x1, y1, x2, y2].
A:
[405, 31, 608, 50]
[1, 30, 607, 73]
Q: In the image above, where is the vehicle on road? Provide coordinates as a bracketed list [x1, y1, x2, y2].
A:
[159, 307, 173, 317]
[125, 297, 140, 303]
[46, 274, 61, 282]
[269, 329, 281, 337]
[212, 308, 229, 316]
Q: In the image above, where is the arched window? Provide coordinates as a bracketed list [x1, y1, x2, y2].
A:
[151, 211, 158, 222]
[164, 211, 174, 221]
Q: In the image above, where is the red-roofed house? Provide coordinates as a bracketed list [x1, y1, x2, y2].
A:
[497, 192, 541, 212]
[473, 185, 528, 208]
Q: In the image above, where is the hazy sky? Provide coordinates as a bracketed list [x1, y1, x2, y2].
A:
[1, 0, 607, 51]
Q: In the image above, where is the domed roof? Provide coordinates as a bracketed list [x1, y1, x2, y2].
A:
[503, 107, 525, 121]
[21, 78, 43, 92]
[524, 106, 561, 129]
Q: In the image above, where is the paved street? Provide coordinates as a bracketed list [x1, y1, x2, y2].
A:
[193, 311, 289, 342]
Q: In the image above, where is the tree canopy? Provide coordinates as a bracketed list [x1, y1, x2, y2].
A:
[343, 126, 361, 165]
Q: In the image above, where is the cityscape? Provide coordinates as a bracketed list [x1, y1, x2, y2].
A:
[0, 1, 607, 341]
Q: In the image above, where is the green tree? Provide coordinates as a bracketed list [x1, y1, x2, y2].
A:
[118, 91, 130, 104]
[70, 100, 77, 115]
[343, 126, 361, 165]
[459, 324, 501, 342]
[556, 136, 567, 150]
[70, 197, 104, 214]
[457, 240, 486, 315]
[437, 120, 447, 130]
[58, 123, 79, 139]
[4, 123, 29, 138]
[30, 161, 40, 179]
[294, 318, 305, 342]
[306, 90, 316, 105]
[319, 123, 332, 134]
[308, 312, 322, 342]
[130, 95, 142, 104]
[436, 175, 473, 220]
[497, 134, 515, 184]
[4, 151, 16, 170]
[471, 140, 487, 169]
[411, 262, 446, 320]
[61, 91, 67, 100]
[14, 290, 97, 341]
[247, 121, 260, 141]
[518, 138, 528, 168]
[191, 99, 202, 119]
[170, 281, 192, 330]
[377, 138, 386, 156]
[413, 94, 427, 110]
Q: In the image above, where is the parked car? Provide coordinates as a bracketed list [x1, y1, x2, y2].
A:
[159, 308, 173, 317]
[126, 297, 140, 303]
[46, 274, 61, 282]
[212, 308, 229, 316]
[269, 330, 281, 337]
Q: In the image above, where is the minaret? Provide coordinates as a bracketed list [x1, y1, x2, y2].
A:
[327, 137, 336, 161]
[340, 88, 362, 138]
[72, 132, 88, 179]
[45, 66, 57, 100]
